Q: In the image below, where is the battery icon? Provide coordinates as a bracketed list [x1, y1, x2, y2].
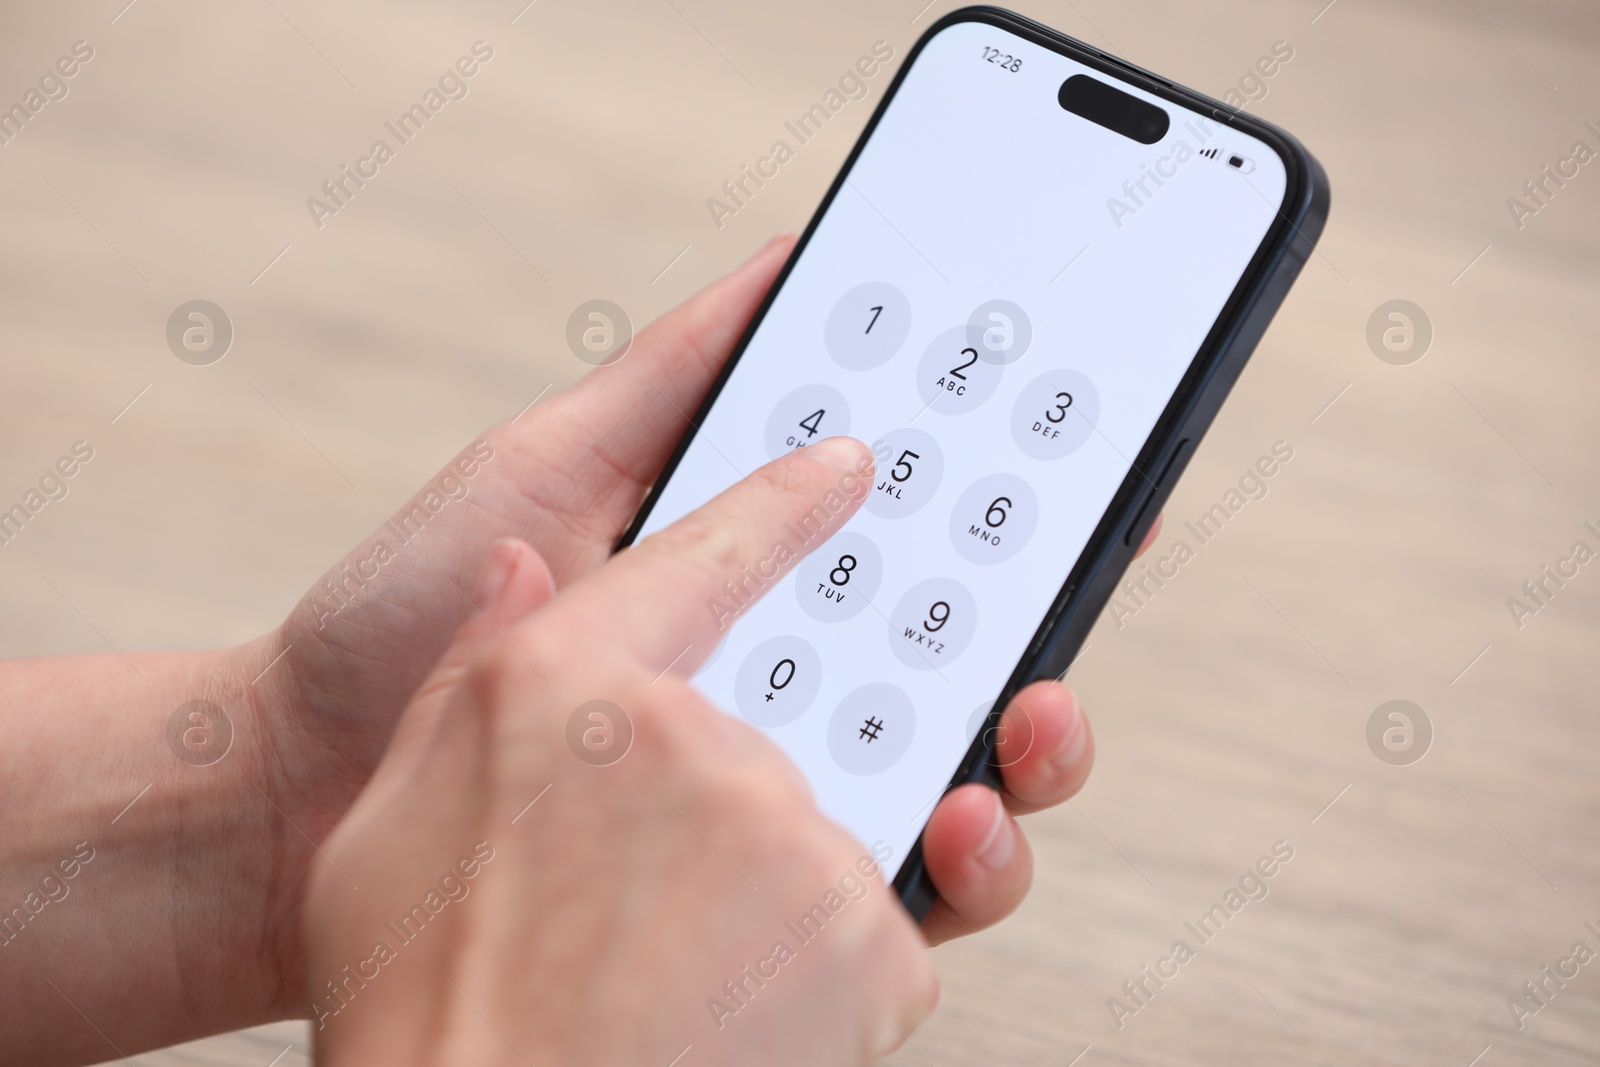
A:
[1226, 154, 1255, 173]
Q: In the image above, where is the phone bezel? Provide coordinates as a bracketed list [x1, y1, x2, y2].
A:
[614, 5, 1330, 918]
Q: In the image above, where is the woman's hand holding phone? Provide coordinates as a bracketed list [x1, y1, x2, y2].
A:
[261, 236, 1122, 996]
[0, 237, 1148, 1062]
[305, 438, 938, 1065]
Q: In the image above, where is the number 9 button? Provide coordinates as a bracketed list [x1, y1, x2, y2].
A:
[887, 577, 977, 670]
[948, 473, 1038, 565]
[795, 530, 882, 622]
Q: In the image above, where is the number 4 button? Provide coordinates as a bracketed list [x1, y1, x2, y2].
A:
[764, 383, 851, 459]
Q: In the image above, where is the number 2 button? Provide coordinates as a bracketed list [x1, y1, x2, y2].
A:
[915, 326, 1003, 415]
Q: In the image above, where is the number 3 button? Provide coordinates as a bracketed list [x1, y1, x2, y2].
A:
[949, 473, 1038, 565]
[765, 384, 851, 459]
[1011, 370, 1100, 460]
[795, 530, 882, 622]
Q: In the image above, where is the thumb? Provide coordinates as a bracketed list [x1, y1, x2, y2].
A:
[309, 540, 554, 1060]
[357, 538, 556, 810]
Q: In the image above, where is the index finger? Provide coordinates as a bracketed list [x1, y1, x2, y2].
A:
[565, 437, 875, 676]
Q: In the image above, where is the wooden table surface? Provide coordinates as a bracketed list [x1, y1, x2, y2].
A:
[2, 0, 1595, 1064]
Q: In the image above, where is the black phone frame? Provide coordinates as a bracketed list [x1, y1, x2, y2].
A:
[614, 5, 1331, 920]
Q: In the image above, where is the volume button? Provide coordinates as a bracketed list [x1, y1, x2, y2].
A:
[1123, 439, 1191, 547]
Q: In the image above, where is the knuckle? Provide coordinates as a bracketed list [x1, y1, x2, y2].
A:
[461, 639, 523, 705]
[751, 450, 817, 497]
[458, 622, 565, 727]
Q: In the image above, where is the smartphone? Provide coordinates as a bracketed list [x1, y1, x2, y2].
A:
[619, 6, 1329, 918]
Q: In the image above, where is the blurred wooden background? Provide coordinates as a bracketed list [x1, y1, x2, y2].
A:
[1, 0, 1596, 1063]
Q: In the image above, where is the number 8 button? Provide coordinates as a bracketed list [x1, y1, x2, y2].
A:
[948, 473, 1039, 565]
[795, 530, 882, 622]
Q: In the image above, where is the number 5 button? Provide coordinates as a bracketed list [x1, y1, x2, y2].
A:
[949, 473, 1038, 565]
[764, 383, 851, 459]
[866, 427, 944, 519]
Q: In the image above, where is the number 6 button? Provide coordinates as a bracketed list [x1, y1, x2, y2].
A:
[764, 383, 851, 459]
[948, 473, 1039, 565]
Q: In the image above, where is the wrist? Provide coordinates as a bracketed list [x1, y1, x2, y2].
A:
[153, 632, 317, 1026]
[230, 625, 353, 1022]
[0, 637, 311, 1062]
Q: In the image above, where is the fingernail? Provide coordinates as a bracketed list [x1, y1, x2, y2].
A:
[749, 233, 793, 263]
[472, 539, 521, 612]
[975, 790, 1015, 871]
[805, 435, 868, 474]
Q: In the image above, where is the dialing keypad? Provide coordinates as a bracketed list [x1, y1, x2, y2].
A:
[752, 285, 1100, 777]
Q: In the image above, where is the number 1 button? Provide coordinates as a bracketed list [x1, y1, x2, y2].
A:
[825, 282, 912, 370]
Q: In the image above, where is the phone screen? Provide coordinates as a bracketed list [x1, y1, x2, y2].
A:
[634, 20, 1289, 877]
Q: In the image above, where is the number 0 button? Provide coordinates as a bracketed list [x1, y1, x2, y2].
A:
[915, 326, 1003, 415]
[949, 473, 1039, 565]
[734, 635, 822, 727]
[765, 384, 851, 459]
[795, 530, 882, 622]
[828, 683, 916, 776]
[866, 427, 944, 519]
[887, 577, 977, 670]
[825, 282, 912, 370]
